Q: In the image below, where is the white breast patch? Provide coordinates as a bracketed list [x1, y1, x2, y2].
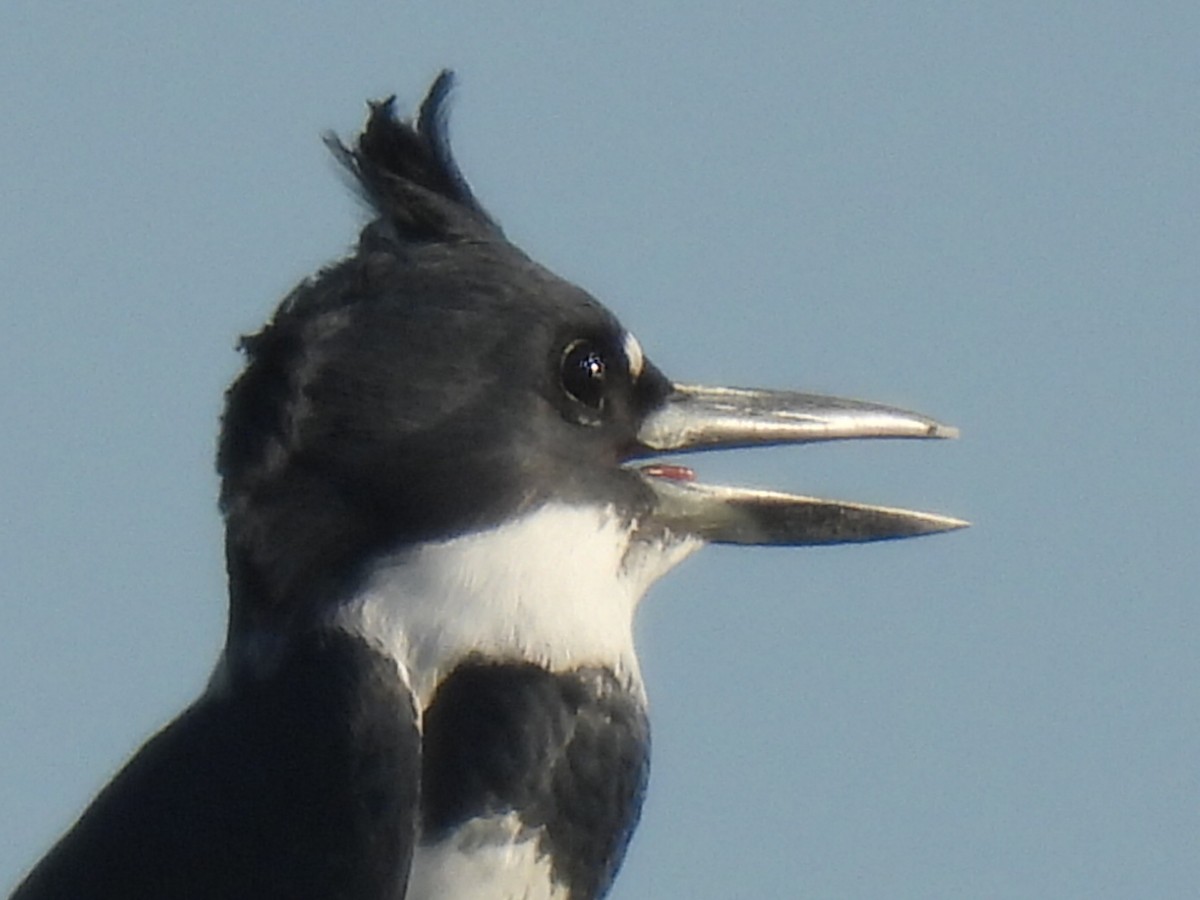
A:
[336, 502, 701, 710]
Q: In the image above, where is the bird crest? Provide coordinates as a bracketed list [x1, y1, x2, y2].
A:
[327, 70, 501, 242]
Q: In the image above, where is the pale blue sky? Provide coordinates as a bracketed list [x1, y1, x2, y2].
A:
[2, 4, 1196, 898]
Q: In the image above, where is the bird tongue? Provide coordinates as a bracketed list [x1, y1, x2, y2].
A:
[637, 463, 696, 482]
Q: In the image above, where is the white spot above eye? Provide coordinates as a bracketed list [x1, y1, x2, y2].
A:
[622, 331, 645, 380]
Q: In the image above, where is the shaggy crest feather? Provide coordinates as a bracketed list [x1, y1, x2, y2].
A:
[326, 70, 501, 242]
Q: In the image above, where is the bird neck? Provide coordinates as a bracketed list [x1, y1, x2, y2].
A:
[331, 501, 701, 710]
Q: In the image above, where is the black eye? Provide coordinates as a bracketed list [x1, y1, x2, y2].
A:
[560, 339, 608, 410]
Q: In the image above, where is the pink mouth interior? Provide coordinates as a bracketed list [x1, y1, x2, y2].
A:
[638, 463, 696, 482]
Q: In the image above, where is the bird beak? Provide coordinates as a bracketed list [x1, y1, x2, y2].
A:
[633, 384, 968, 546]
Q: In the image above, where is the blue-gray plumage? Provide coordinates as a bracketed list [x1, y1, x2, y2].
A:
[11, 72, 963, 900]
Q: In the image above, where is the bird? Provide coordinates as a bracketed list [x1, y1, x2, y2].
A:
[10, 71, 965, 900]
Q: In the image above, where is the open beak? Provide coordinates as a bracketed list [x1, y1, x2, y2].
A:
[633, 384, 968, 546]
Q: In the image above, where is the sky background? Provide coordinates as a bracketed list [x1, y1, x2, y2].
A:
[1, 4, 1196, 898]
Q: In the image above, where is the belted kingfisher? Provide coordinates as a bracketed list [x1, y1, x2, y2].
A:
[12, 72, 964, 900]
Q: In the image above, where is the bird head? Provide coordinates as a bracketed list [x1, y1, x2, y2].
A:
[216, 72, 964, 642]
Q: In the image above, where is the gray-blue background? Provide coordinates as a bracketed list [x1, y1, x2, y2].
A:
[2, 4, 1195, 897]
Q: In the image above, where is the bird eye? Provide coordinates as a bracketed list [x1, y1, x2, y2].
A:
[560, 339, 608, 410]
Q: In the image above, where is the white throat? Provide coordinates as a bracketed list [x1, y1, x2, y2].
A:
[335, 502, 701, 709]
